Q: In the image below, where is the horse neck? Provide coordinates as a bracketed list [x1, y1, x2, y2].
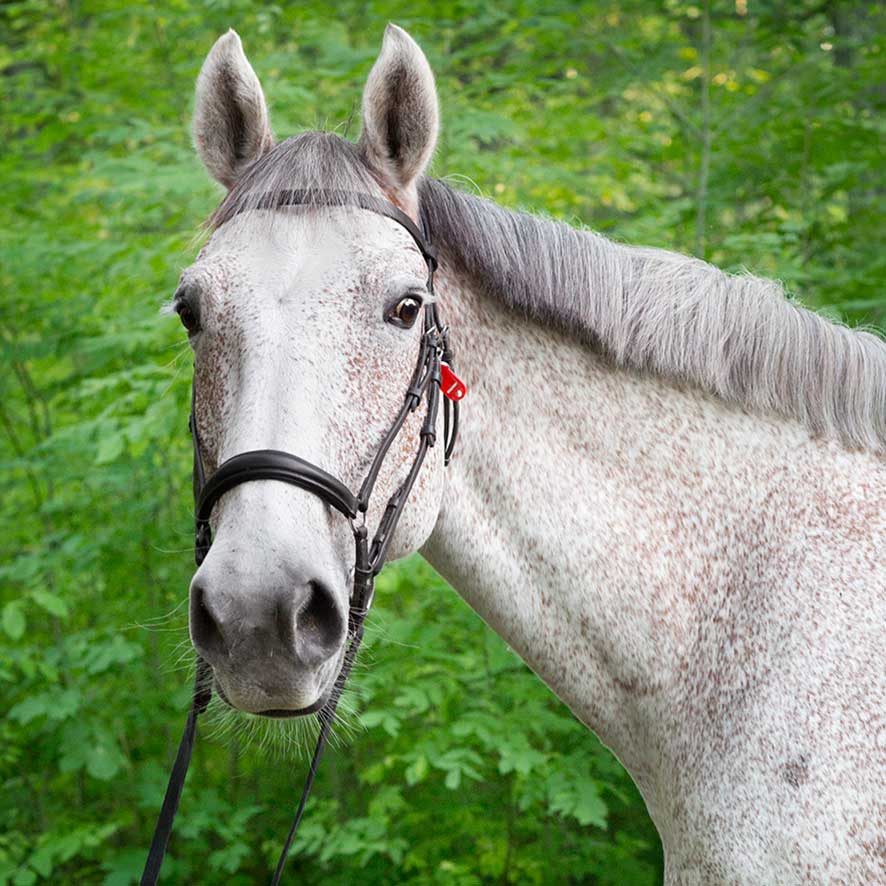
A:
[421, 268, 873, 808]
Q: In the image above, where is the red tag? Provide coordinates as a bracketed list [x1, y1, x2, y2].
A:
[440, 364, 467, 401]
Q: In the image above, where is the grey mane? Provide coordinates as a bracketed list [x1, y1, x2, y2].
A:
[212, 131, 886, 455]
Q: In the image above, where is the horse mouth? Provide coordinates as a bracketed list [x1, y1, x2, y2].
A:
[258, 696, 329, 718]
[213, 677, 330, 719]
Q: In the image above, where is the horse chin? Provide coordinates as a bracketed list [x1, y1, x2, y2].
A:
[211, 670, 333, 719]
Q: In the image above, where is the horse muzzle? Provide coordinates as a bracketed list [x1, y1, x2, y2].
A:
[189, 557, 347, 715]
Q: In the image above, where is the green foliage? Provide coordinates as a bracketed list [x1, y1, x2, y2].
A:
[1, 0, 882, 883]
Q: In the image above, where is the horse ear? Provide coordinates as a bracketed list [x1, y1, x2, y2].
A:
[193, 30, 273, 189]
[359, 25, 439, 202]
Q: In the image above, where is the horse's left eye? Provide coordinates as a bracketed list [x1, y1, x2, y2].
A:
[177, 304, 199, 335]
[387, 296, 422, 329]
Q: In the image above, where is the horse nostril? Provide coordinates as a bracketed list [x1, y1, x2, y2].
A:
[189, 582, 228, 662]
[190, 575, 344, 669]
[295, 580, 345, 666]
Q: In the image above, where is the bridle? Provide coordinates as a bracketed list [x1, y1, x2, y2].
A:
[141, 190, 463, 885]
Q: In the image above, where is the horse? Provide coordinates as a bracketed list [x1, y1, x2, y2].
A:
[174, 24, 886, 884]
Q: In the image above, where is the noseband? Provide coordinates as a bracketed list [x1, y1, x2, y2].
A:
[141, 190, 462, 885]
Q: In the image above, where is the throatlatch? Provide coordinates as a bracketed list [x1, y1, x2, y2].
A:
[141, 190, 462, 886]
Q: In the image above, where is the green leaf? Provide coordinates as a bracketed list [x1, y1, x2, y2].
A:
[2, 602, 25, 640]
[547, 770, 609, 829]
[404, 754, 428, 786]
[497, 738, 547, 776]
[27, 848, 52, 878]
[95, 433, 125, 464]
[86, 740, 126, 781]
[31, 590, 69, 619]
[103, 849, 146, 886]
[50, 688, 83, 721]
[9, 695, 48, 725]
[571, 780, 608, 829]
[359, 710, 386, 728]
[83, 636, 142, 675]
[360, 709, 402, 737]
[208, 842, 250, 874]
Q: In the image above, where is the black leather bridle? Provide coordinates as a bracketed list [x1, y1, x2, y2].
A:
[141, 190, 462, 886]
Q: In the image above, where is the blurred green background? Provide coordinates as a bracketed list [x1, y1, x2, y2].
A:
[1, 1, 883, 883]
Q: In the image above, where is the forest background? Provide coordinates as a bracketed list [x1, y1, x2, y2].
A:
[1, 0, 883, 883]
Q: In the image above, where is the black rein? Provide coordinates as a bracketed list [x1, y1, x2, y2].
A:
[140, 190, 460, 885]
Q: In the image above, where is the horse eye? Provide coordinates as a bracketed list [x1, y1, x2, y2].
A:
[177, 304, 199, 335]
[387, 296, 422, 329]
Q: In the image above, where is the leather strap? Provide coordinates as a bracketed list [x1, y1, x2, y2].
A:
[196, 450, 358, 519]
[140, 661, 211, 886]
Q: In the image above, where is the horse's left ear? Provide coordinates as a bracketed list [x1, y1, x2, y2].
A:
[359, 25, 439, 206]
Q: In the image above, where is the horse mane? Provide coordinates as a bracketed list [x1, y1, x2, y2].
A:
[211, 131, 886, 455]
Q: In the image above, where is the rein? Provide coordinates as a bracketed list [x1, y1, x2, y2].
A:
[141, 190, 462, 885]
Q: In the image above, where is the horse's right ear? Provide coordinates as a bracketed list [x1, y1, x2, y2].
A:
[193, 30, 273, 189]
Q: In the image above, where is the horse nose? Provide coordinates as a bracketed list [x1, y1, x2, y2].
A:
[189, 576, 345, 669]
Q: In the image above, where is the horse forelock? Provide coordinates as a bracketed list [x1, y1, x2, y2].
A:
[208, 131, 387, 231]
